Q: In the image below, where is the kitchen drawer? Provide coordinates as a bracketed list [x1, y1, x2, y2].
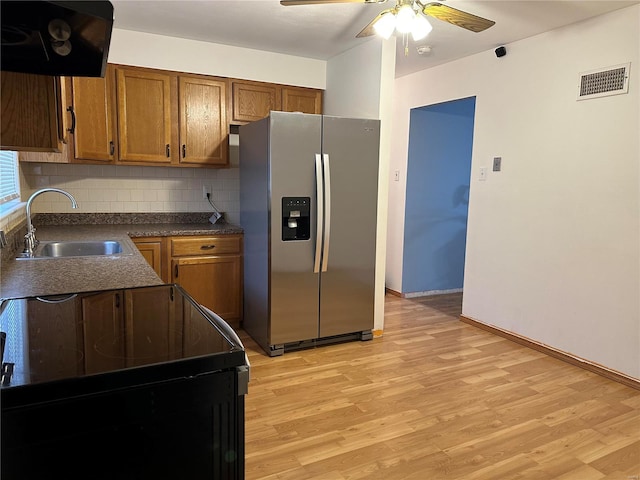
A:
[170, 235, 241, 256]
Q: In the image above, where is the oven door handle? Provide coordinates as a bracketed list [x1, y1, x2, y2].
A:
[35, 293, 78, 304]
[200, 305, 250, 393]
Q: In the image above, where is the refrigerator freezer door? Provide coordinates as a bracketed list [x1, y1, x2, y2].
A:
[269, 113, 323, 345]
[319, 116, 380, 338]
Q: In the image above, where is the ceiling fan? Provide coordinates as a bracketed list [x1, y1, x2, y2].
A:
[280, 0, 495, 43]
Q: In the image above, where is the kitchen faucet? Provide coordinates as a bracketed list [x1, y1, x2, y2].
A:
[22, 188, 78, 257]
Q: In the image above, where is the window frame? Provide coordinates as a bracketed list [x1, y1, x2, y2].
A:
[0, 151, 22, 217]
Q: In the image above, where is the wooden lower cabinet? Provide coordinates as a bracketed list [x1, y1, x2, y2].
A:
[172, 255, 242, 326]
[170, 234, 243, 328]
[132, 237, 165, 280]
[133, 234, 243, 328]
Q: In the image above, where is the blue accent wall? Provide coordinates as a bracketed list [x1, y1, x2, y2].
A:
[402, 97, 475, 293]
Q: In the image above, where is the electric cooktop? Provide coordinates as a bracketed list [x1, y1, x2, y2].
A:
[0, 284, 248, 480]
[0, 283, 247, 406]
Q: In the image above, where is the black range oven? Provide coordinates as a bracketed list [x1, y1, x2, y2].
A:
[0, 284, 248, 480]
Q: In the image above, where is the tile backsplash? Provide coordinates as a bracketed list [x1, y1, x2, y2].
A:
[20, 163, 240, 224]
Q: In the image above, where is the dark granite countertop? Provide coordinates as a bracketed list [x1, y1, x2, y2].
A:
[0, 213, 243, 301]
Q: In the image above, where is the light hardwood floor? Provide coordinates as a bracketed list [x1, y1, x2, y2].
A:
[241, 293, 640, 480]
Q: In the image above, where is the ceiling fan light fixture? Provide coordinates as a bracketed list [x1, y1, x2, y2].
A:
[395, 4, 415, 34]
[373, 11, 396, 39]
[411, 13, 432, 41]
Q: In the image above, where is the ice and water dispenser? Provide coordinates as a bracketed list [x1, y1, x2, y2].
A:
[282, 197, 310, 241]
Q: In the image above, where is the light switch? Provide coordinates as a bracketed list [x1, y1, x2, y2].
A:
[493, 157, 502, 172]
[394, 170, 400, 182]
[479, 167, 487, 181]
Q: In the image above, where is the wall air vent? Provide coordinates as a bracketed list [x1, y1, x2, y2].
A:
[577, 63, 630, 100]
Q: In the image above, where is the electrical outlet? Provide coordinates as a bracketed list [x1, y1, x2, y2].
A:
[203, 185, 211, 199]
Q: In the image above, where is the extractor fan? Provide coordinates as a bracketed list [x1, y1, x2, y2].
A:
[281, 0, 495, 42]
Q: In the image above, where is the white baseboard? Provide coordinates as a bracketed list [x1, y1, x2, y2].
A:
[404, 288, 462, 298]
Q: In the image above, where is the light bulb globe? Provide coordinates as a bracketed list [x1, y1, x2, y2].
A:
[373, 11, 396, 39]
[411, 14, 432, 41]
[395, 4, 415, 33]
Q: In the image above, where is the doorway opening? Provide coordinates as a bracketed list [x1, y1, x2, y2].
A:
[401, 96, 476, 297]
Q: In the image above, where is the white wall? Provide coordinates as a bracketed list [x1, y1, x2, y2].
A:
[22, 29, 328, 223]
[326, 38, 396, 333]
[387, 5, 640, 378]
[109, 29, 326, 88]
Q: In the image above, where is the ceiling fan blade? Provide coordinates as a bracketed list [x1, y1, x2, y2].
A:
[356, 8, 394, 38]
[421, 2, 495, 33]
[281, 0, 384, 5]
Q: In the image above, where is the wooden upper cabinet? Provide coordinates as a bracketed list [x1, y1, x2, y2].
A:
[11, 62, 320, 167]
[71, 65, 118, 162]
[17, 77, 73, 163]
[179, 76, 228, 166]
[231, 80, 281, 123]
[116, 67, 174, 164]
[281, 86, 322, 114]
[1, 72, 61, 152]
[230, 79, 323, 124]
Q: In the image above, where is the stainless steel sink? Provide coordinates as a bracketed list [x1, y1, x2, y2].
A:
[18, 240, 133, 259]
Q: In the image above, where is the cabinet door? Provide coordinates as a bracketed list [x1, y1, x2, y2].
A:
[179, 76, 228, 166]
[81, 290, 125, 374]
[18, 78, 74, 163]
[71, 65, 117, 162]
[1, 72, 60, 152]
[281, 86, 323, 114]
[172, 255, 241, 327]
[231, 80, 280, 123]
[132, 237, 164, 281]
[116, 67, 174, 163]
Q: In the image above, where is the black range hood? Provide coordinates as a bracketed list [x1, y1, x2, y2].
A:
[1, 1, 113, 77]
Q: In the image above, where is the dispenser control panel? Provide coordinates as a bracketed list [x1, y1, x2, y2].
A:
[282, 197, 310, 241]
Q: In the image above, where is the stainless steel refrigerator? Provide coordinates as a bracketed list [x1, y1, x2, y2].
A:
[239, 111, 380, 356]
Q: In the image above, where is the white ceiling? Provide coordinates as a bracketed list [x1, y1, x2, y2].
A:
[111, 0, 639, 78]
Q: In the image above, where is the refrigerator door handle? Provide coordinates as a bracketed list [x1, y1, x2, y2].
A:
[321, 153, 331, 272]
[314, 153, 324, 274]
